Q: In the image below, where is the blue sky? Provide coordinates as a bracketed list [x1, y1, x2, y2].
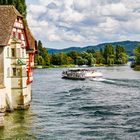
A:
[26, 0, 140, 49]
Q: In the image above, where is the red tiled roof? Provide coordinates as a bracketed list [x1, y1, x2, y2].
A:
[0, 5, 22, 46]
[0, 5, 37, 52]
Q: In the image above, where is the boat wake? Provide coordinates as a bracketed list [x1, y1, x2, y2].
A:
[90, 78, 116, 83]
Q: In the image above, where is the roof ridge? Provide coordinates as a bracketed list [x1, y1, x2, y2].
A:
[0, 5, 14, 7]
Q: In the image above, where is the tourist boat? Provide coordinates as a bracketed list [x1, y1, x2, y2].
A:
[62, 68, 103, 80]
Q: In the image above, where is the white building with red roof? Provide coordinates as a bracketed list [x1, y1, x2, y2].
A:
[0, 5, 37, 112]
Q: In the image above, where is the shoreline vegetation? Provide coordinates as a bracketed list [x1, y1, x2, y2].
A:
[134, 65, 140, 71]
[131, 44, 140, 71]
[34, 63, 140, 70]
[34, 63, 128, 69]
[33, 40, 140, 71]
[34, 40, 140, 71]
[35, 40, 129, 69]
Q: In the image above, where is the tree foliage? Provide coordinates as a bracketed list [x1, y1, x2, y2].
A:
[133, 44, 140, 65]
[35, 41, 128, 67]
[35, 40, 50, 66]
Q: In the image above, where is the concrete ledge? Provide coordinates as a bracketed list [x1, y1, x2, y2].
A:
[13, 103, 31, 110]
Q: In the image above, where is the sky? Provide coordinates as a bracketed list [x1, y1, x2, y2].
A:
[26, 0, 140, 49]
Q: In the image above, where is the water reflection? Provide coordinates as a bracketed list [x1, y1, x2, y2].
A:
[0, 110, 36, 140]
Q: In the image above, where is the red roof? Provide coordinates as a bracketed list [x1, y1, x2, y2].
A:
[0, 5, 37, 52]
[0, 5, 22, 46]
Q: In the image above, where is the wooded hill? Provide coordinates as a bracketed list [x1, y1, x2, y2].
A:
[47, 40, 140, 56]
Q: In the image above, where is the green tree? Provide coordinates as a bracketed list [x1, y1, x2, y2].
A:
[103, 44, 115, 65]
[115, 45, 127, 64]
[37, 56, 46, 66]
[76, 56, 88, 65]
[133, 44, 140, 64]
[51, 53, 61, 65]
[35, 40, 51, 66]
[86, 49, 95, 54]
[67, 51, 79, 64]
[94, 51, 105, 64]
[80, 52, 96, 66]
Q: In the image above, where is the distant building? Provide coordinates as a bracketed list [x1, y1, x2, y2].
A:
[0, 5, 37, 112]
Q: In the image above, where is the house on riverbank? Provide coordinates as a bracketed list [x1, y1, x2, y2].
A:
[0, 5, 37, 113]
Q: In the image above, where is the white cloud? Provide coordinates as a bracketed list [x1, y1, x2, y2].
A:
[27, 0, 140, 48]
[101, 3, 127, 16]
[28, 4, 46, 16]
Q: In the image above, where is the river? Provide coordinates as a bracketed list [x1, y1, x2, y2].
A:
[0, 64, 140, 140]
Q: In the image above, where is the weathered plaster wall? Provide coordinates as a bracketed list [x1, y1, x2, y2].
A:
[0, 88, 6, 112]
[0, 47, 4, 86]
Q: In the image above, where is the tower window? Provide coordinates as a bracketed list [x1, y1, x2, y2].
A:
[17, 48, 20, 58]
[7, 67, 10, 77]
[22, 49, 24, 58]
[11, 48, 15, 57]
[13, 68, 16, 76]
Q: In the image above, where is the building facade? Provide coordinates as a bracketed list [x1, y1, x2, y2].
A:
[0, 5, 37, 112]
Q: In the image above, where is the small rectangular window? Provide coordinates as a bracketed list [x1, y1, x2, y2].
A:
[13, 32, 16, 38]
[17, 68, 21, 76]
[13, 68, 16, 76]
[18, 33, 21, 40]
[17, 48, 20, 58]
[22, 68, 27, 76]
[7, 47, 9, 57]
[21, 34, 24, 40]
[22, 49, 24, 58]
[7, 67, 10, 77]
[11, 48, 15, 57]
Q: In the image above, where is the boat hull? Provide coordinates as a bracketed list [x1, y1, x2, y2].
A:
[62, 76, 85, 80]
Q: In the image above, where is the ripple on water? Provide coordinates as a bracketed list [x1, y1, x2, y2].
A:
[1, 67, 140, 139]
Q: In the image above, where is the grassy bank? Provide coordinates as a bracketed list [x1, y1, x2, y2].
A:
[134, 65, 140, 71]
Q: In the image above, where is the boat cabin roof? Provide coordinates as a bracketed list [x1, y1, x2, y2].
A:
[68, 68, 95, 72]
